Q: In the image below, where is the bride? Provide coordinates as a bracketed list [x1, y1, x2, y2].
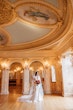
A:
[17, 71, 44, 103]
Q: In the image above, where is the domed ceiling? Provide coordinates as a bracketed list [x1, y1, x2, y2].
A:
[0, 0, 72, 51]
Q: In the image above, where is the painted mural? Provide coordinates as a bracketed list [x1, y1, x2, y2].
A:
[24, 7, 49, 21]
[16, 2, 58, 27]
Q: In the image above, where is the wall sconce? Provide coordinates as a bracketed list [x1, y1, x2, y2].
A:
[16, 67, 21, 71]
[14, 67, 21, 73]
[39, 67, 43, 71]
[23, 61, 29, 69]
[30, 67, 34, 71]
[1, 62, 9, 69]
[44, 61, 49, 68]
[14, 69, 17, 73]
[20, 70, 23, 73]
[58, 59, 62, 65]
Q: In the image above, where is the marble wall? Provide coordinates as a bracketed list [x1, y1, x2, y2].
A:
[62, 55, 73, 96]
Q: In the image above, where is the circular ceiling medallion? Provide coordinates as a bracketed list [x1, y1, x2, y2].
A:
[15, 2, 59, 27]
[0, 0, 16, 26]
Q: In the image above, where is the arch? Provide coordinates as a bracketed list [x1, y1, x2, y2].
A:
[10, 62, 23, 72]
[9, 61, 23, 94]
[29, 60, 44, 86]
[9, 59, 23, 68]
[29, 59, 44, 66]
[30, 60, 44, 72]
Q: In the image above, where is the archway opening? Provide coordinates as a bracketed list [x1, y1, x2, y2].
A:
[29, 61, 44, 91]
[9, 62, 23, 94]
[30, 61, 44, 75]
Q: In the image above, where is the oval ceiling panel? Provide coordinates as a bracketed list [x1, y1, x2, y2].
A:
[15, 2, 58, 27]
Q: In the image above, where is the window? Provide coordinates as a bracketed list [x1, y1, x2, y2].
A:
[51, 66, 56, 82]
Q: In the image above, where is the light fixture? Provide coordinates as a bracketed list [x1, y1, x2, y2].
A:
[20, 70, 23, 73]
[44, 61, 49, 67]
[30, 67, 34, 71]
[16, 67, 21, 71]
[1, 61, 9, 69]
[39, 67, 43, 71]
[23, 61, 29, 68]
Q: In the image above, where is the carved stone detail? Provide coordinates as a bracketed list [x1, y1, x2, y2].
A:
[0, 0, 16, 25]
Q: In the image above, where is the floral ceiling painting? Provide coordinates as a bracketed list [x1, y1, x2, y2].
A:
[16, 2, 59, 27]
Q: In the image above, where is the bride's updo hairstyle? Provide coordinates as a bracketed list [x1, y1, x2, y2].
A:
[35, 71, 38, 76]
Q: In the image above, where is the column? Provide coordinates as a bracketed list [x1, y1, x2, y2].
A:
[22, 67, 30, 94]
[43, 67, 51, 94]
[1, 69, 9, 94]
[61, 56, 73, 96]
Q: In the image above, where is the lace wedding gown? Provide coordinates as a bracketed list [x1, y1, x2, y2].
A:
[17, 75, 44, 103]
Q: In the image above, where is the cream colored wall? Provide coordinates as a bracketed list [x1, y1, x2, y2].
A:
[43, 67, 51, 94]
[61, 54, 73, 96]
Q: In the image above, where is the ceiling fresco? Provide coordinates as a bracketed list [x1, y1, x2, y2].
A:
[15, 2, 58, 26]
[0, 0, 72, 51]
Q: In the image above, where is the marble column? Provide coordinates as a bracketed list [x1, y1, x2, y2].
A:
[43, 67, 51, 94]
[61, 56, 73, 96]
[22, 67, 30, 94]
[1, 69, 9, 95]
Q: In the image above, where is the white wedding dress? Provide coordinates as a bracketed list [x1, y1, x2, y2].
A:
[17, 75, 44, 103]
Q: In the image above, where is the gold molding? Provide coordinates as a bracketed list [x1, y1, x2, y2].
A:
[0, 0, 16, 26]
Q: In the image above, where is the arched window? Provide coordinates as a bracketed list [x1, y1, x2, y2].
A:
[51, 66, 56, 82]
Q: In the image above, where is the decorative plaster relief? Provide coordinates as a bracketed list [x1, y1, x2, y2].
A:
[0, 0, 16, 26]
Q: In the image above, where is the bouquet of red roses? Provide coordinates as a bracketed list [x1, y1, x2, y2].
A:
[36, 80, 40, 84]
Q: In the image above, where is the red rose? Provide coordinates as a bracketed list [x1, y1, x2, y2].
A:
[36, 80, 40, 84]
